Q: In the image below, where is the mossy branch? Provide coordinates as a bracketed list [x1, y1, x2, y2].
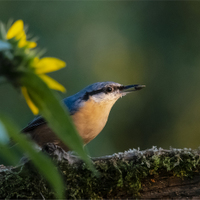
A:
[1, 144, 200, 199]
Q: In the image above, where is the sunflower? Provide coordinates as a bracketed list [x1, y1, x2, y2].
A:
[5, 20, 66, 114]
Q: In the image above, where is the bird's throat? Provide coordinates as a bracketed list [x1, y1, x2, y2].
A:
[71, 98, 116, 144]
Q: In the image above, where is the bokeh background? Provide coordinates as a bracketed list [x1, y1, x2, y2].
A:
[1, 1, 200, 157]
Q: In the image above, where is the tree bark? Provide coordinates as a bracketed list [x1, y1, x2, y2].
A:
[1, 144, 200, 199]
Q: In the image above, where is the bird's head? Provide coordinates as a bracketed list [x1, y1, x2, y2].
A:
[81, 81, 146, 103]
[64, 81, 145, 115]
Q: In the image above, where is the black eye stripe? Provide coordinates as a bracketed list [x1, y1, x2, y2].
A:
[82, 85, 122, 100]
[82, 89, 104, 100]
[117, 86, 124, 90]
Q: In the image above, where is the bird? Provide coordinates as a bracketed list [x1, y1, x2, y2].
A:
[21, 82, 145, 152]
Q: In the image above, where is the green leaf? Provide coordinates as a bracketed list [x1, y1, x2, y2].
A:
[0, 115, 64, 199]
[20, 72, 94, 172]
[0, 143, 21, 165]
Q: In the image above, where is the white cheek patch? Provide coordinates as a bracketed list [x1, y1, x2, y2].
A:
[91, 92, 121, 103]
[91, 92, 107, 103]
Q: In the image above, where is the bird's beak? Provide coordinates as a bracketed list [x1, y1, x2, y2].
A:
[121, 84, 146, 94]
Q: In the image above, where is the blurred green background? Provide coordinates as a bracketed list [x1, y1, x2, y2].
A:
[1, 1, 200, 157]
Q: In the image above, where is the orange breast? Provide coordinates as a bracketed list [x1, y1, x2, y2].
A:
[72, 98, 115, 144]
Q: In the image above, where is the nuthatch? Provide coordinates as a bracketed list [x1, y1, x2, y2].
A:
[22, 82, 145, 151]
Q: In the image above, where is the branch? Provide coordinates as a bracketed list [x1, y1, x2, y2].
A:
[1, 144, 200, 199]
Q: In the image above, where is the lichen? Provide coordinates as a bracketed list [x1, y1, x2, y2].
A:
[1, 146, 200, 199]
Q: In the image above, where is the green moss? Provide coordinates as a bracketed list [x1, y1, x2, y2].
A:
[0, 163, 54, 199]
[58, 148, 200, 199]
[1, 147, 200, 199]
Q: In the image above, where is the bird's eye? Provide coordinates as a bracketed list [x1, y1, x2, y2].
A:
[106, 87, 113, 93]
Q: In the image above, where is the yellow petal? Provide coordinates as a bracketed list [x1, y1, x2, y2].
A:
[21, 86, 39, 115]
[6, 20, 24, 39]
[34, 57, 66, 74]
[18, 39, 37, 48]
[39, 74, 66, 93]
[15, 30, 26, 40]
[26, 41, 37, 48]
[18, 37, 27, 48]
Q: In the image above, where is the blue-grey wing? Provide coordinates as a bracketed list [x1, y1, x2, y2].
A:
[21, 115, 47, 133]
[21, 97, 77, 133]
